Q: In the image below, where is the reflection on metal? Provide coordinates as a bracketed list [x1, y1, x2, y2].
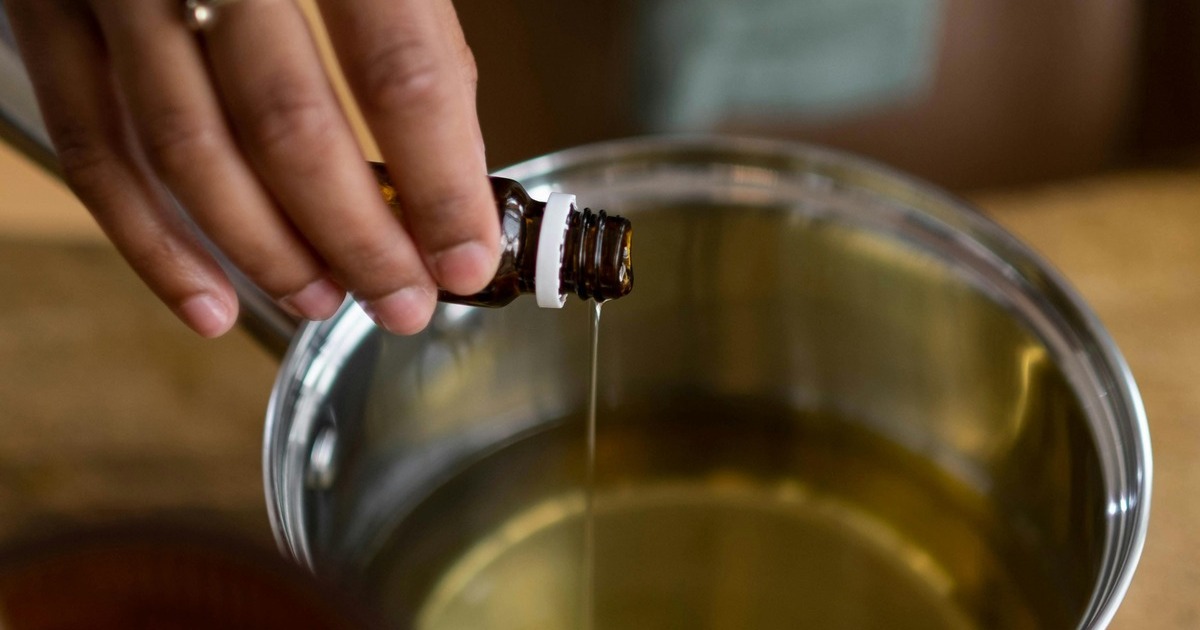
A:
[1007, 345, 1049, 446]
[0, 18, 56, 174]
[306, 422, 338, 491]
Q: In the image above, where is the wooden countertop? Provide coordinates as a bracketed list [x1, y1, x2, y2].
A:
[1, 141, 1197, 626]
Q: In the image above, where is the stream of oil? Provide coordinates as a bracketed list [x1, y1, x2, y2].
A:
[581, 300, 601, 630]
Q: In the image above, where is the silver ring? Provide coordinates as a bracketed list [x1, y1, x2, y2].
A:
[184, 0, 241, 32]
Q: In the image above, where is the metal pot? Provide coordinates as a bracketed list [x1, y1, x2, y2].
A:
[262, 137, 1150, 629]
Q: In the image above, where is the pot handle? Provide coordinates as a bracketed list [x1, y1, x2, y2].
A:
[0, 20, 298, 356]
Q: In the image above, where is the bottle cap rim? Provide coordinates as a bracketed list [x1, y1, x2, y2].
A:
[535, 192, 575, 308]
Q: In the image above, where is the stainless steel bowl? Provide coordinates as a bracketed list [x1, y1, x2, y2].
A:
[264, 137, 1150, 629]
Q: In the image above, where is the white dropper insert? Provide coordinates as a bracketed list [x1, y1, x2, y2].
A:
[536, 192, 576, 308]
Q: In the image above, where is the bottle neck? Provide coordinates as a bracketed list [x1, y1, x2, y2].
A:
[559, 208, 633, 303]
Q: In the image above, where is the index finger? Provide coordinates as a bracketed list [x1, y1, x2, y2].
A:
[315, 0, 499, 296]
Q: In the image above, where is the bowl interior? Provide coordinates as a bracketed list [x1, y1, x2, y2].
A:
[268, 140, 1145, 629]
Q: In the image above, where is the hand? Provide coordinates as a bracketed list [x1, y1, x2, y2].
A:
[6, 0, 499, 337]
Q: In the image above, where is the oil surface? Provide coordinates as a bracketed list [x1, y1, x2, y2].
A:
[416, 482, 975, 630]
[365, 397, 1068, 630]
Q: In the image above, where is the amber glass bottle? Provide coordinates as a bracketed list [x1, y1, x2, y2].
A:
[370, 163, 633, 308]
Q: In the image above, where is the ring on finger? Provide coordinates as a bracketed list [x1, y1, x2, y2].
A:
[183, 0, 242, 32]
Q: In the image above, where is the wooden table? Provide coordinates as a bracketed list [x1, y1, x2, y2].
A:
[0, 150, 1197, 627]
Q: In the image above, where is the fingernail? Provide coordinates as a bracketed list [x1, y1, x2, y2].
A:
[432, 241, 496, 295]
[281, 277, 345, 320]
[179, 294, 234, 338]
[365, 286, 435, 335]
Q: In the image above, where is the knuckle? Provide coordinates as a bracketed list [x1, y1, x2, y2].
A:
[230, 252, 285, 292]
[412, 185, 491, 244]
[222, 243, 313, 298]
[345, 238, 399, 278]
[51, 123, 121, 198]
[330, 233, 405, 289]
[122, 230, 190, 280]
[201, 232, 309, 299]
[244, 75, 338, 159]
[139, 107, 220, 175]
[356, 38, 443, 114]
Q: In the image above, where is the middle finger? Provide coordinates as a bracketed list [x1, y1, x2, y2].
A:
[203, 0, 438, 334]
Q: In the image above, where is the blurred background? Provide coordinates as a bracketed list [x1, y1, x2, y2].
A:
[462, 0, 1198, 187]
[1, 0, 1199, 627]
[6, 1, 1200, 235]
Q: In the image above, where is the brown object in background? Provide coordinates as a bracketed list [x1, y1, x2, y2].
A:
[1131, 0, 1200, 163]
[0, 521, 381, 630]
[453, 0, 635, 171]
[454, 0, 1167, 191]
